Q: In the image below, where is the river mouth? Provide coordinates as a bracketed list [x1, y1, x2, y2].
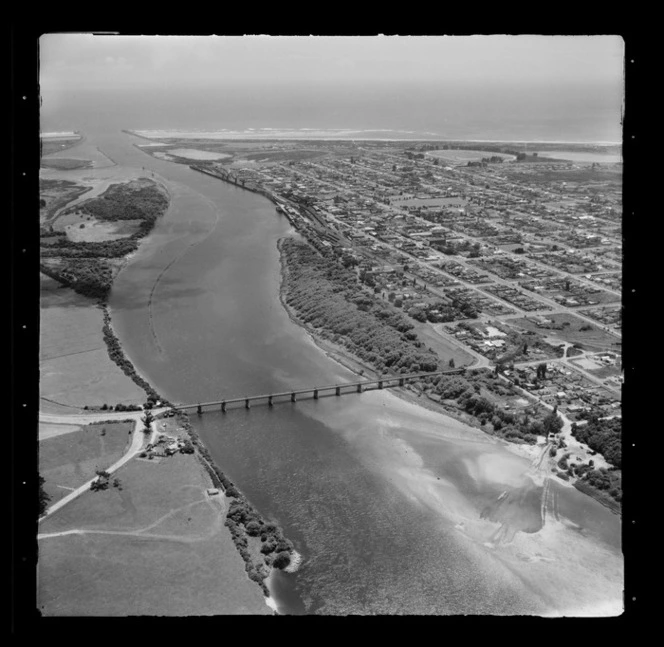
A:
[82, 129, 624, 616]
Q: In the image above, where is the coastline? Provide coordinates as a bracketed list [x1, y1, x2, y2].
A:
[125, 129, 621, 146]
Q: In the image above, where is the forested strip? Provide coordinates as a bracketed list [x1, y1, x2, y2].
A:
[40, 259, 114, 300]
[40, 180, 169, 300]
[281, 238, 440, 374]
[72, 182, 168, 227]
[571, 417, 621, 468]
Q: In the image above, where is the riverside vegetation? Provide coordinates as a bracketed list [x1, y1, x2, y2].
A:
[280, 237, 564, 446]
[281, 235, 623, 508]
[173, 411, 297, 595]
[40, 180, 169, 300]
[39, 174, 298, 598]
[568, 416, 622, 509]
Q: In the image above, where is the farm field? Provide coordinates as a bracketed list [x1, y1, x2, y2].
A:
[426, 149, 517, 164]
[54, 212, 142, 242]
[37, 451, 271, 616]
[394, 196, 469, 208]
[39, 421, 134, 504]
[41, 136, 82, 157]
[40, 179, 92, 224]
[40, 274, 145, 413]
[40, 166, 150, 218]
[42, 138, 116, 168]
[41, 158, 93, 170]
[504, 312, 621, 353]
[417, 322, 477, 368]
[167, 148, 231, 160]
[570, 356, 622, 379]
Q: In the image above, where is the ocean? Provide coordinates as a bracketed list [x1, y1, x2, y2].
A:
[39, 82, 623, 144]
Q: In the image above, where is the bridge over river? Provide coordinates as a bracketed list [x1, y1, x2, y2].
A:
[174, 369, 465, 414]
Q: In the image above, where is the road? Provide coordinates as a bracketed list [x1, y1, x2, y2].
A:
[38, 408, 166, 521]
[288, 160, 621, 336]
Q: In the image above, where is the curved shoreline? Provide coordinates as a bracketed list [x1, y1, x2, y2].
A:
[40, 166, 285, 613]
[67, 146, 617, 615]
[274, 237, 611, 503]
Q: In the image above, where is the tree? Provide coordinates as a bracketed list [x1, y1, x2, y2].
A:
[91, 470, 111, 491]
[543, 410, 564, 436]
[38, 474, 50, 516]
[142, 409, 154, 429]
[272, 551, 292, 569]
[448, 358, 455, 368]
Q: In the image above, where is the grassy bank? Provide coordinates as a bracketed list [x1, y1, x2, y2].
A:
[172, 411, 299, 599]
[37, 445, 272, 616]
[39, 171, 291, 609]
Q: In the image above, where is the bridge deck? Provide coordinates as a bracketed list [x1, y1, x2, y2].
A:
[173, 369, 463, 410]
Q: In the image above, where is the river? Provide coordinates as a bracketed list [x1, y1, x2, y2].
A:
[57, 128, 623, 615]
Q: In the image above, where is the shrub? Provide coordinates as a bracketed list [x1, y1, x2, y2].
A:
[272, 551, 292, 570]
[260, 539, 277, 555]
[245, 521, 262, 537]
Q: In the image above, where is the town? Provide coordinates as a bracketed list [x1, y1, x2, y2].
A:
[128, 135, 623, 511]
[136, 137, 622, 420]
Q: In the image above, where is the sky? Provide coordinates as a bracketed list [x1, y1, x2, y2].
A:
[39, 35, 625, 142]
[40, 35, 624, 91]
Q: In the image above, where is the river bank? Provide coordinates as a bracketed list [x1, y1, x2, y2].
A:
[276, 237, 593, 499]
[69, 128, 622, 616]
[39, 151, 285, 614]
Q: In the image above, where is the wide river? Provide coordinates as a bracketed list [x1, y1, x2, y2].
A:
[69, 129, 622, 615]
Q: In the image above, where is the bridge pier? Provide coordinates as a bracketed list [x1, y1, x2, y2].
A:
[245, 399, 250, 409]
[336, 386, 341, 396]
[291, 392, 297, 402]
[268, 396, 273, 407]
[221, 401, 226, 413]
[357, 384, 363, 393]
[313, 389, 319, 400]
[197, 404, 202, 415]
[399, 378, 405, 387]
[378, 380, 383, 389]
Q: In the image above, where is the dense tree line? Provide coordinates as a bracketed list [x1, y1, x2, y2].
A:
[422, 370, 563, 444]
[40, 180, 169, 300]
[101, 305, 164, 406]
[40, 259, 113, 300]
[38, 474, 50, 517]
[169, 411, 295, 595]
[573, 468, 622, 508]
[40, 236, 140, 259]
[281, 239, 440, 375]
[71, 182, 168, 227]
[407, 296, 478, 323]
[571, 417, 622, 468]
